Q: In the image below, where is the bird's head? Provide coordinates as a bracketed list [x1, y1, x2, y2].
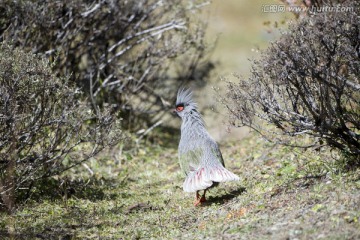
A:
[174, 88, 198, 119]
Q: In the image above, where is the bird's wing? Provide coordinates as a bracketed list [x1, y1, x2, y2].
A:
[209, 140, 226, 167]
[179, 148, 203, 176]
[179, 147, 213, 192]
[204, 141, 239, 183]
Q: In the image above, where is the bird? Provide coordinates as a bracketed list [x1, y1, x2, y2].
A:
[174, 88, 239, 206]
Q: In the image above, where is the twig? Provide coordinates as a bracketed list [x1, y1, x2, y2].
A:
[136, 120, 163, 145]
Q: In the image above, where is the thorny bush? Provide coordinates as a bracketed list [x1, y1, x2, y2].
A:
[0, 0, 214, 130]
[0, 44, 123, 212]
[224, 1, 360, 158]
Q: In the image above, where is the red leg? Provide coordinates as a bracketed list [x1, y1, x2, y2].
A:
[196, 191, 200, 200]
[194, 190, 207, 206]
[200, 189, 207, 202]
[194, 191, 200, 206]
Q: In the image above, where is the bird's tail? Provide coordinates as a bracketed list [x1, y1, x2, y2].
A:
[183, 166, 239, 192]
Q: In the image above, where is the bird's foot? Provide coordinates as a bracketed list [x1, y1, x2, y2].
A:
[194, 192, 206, 206]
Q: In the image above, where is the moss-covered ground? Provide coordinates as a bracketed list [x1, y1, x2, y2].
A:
[1, 131, 359, 239]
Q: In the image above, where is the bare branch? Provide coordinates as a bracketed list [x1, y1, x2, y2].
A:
[224, 1, 360, 156]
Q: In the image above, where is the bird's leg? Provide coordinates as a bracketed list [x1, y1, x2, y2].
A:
[194, 191, 200, 206]
[199, 189, 207, 203]
[194, 190, 207, 206]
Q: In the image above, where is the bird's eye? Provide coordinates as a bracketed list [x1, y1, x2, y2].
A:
[176, 105, 184, 112]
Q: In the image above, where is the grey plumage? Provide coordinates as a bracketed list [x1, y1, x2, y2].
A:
[175, 88, 239, 195]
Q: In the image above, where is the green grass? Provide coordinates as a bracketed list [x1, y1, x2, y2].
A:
[1, 132, 359, 239]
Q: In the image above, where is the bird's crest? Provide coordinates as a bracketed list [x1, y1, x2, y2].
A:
[176, 88, 197, 109]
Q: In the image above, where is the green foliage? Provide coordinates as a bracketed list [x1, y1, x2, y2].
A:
[0, 43, 123, 212]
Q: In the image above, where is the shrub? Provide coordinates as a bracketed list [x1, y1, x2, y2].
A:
[224, 1, 359, 157]
[0, 43, 123, 212]
[0, 0, 214, 129]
